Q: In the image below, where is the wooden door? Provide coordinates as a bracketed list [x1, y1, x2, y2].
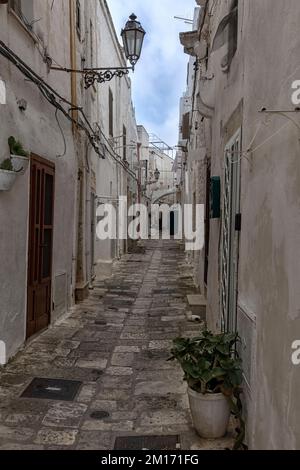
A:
[27, 155, 55, 339]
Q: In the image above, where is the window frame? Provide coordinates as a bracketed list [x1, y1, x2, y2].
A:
[76, 0, 81, 38]
[109, 89, 114, 139]
[227, 0, 238, 65]
[90, 20, 94, 68]
[123, 125, 127, 161]
[8, 0, 36, 41]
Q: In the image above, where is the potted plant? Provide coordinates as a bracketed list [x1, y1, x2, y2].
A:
[169, 330, 244, 444]
[0, 158, 17, 191]
[8, 136, 29, 175]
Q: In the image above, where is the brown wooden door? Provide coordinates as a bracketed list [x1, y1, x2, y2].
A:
[27, 155, 55, 339]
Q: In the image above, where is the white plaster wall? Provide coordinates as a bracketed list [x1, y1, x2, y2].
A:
[0, 1, 77, 360]
[93, 0, 138, 270]
[198, 0, 300, 449]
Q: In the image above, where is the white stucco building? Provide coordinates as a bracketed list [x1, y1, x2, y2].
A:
[0, 0, 139, 362]
[179, 0, 300, 449]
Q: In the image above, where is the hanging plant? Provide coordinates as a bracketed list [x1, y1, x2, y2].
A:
[8, 136, 29, 174]
[0, 158, 17, 191]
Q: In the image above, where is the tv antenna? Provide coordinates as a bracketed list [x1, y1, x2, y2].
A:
[174, 16, 193, 25]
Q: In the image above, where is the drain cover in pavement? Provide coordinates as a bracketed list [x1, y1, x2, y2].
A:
[90, 410, 110, 420]
[21, 378, 82, 401]
[114, 435, 180, 450]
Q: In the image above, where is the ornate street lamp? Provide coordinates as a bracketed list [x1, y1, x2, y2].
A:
[142, 168, 161, 192]
[154, 168, 160, 182]
[121, 14, 146, 70]
[50, 13, 146, 89]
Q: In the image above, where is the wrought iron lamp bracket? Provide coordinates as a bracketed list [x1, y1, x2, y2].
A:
[50, 66, 134, 90]
[83, 67, 133, 89]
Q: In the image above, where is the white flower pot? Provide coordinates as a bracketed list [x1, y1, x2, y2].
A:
[188, 387, 231, 438]
[0, 169, 17, 191]
[11, 155, 29, 175]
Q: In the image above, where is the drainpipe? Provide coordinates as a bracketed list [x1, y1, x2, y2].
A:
[69, 0, 78, 130]
[69, 0, 78, 302]
[70, 0, 86, 300]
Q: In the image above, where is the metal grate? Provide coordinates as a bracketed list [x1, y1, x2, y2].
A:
[114, 435, 180, 450]
[21, 378, 82, 401]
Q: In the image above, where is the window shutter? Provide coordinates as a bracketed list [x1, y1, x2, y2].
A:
[182, 112, 190, 140]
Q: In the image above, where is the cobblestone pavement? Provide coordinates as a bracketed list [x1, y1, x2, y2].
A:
[0, 240, 234, 450]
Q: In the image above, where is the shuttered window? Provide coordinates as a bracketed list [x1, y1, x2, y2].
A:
[182, 112, 190, 140]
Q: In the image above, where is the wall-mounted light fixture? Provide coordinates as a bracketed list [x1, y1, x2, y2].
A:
[121, 14, 146, 69]
[50, 14, 145, 89]
[154, 168, 160, 182]
[142, 168, 160, 192]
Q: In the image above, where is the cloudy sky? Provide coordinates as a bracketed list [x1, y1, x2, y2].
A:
[107, 0, 196, 148]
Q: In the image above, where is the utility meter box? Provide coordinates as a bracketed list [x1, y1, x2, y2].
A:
[210, 176, 221, 219]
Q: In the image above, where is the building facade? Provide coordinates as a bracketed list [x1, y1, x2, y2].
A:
[0, 0, 139, 363]
[179, 0, 300, 449]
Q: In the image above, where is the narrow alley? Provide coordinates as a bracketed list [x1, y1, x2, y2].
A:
[0, 240, 233, 450]
[2, 0, 300, 454]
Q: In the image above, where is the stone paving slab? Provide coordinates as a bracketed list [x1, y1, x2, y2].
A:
[0, 240, 234, 450]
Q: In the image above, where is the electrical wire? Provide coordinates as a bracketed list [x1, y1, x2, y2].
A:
[55, 108, 67, 158]
[0, 39, 138, 182]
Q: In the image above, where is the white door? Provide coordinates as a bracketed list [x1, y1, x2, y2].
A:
[220, 129, 241, 332]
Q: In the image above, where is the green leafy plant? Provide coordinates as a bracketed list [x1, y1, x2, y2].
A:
[0, 158, 13, 171]
[8, 136, 29, 158]
[169, 330, 247, 450]
[169, 330, 242, 394]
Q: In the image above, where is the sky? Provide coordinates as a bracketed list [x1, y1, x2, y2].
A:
[107, 0, 196, 148]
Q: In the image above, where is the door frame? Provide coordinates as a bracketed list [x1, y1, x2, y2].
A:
[26, 153, 55, 339]
[220, 129, 241, 333]
[204, 159, 211, 287]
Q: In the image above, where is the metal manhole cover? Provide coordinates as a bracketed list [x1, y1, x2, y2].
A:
[21, 378, 82, 401]
[114, 435, 180, 450]
[90, 410, 110, 420]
